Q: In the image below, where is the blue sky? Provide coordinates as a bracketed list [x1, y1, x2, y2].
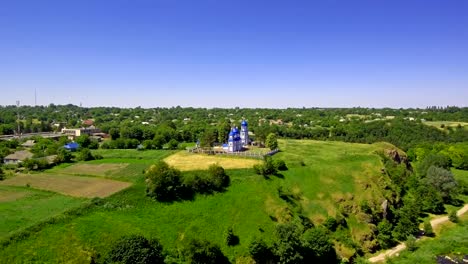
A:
[1, 0, 467, 108]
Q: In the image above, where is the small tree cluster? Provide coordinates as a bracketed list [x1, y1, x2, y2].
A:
[253, 156, 287, 177]
[104, 235, 164, 264]
[146, 162, 230, 201]
[22, 158, 51, 171]
[76, 148, 98, 161]
[181, 239, 229, 264]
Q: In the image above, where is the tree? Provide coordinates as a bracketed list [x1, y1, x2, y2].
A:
[377, 219, 395, 249]
[425, 166, 458, 202]
[265, 133, 278, 150]
[167, 138, 179, 150]
[145, 161, 183, 201]
[104, 235, 164, 264]
[181, 239, 228, 264]
[274, 223, 304, 264]
[200, 129, 217, 148]
[301, 227, 337, 263]
[54, 147, 73, 163]
[208, 164, 230, 190]
[417, 154, 451, 177]
[248, 237, 276, 264]
[76, 148, 95, 161]
[217, 120, 231, 143]
[109, 128, 120, 140]
[76, 135, 91, 148]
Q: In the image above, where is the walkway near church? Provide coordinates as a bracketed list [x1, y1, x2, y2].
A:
[368, 204, 468, 263]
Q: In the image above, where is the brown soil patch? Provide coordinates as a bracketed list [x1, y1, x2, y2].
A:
[60, 163, 128, 176]
[0, 189, 30, 202]
[164, 151, 261, 171]
[0, 174, 131, 198]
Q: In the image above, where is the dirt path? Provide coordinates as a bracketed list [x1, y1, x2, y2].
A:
[369, 204, 468, 263]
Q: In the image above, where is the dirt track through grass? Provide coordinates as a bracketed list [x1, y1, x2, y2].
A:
[164, 151, 262, 171]
[0, 174, 131, 198]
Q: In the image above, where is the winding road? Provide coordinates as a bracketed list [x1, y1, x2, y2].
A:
[368, 204, 468, 263]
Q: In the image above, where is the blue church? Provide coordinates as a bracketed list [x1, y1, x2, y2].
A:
[225, 120, 249, 152]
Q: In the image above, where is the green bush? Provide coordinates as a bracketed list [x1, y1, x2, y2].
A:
[225, 227, 239, 246]
[181, 239, 228, 264]
[423, 220, 434, 237]
[405, 235, 417, 251]
[274, 159, 288, 171]
[448, 210, 459, 223]
[104, 235, 164, 264]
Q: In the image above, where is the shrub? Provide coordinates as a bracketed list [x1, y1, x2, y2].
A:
[181, 239, 228, 264]
[423, 220, 434, 237]
[405, 235, 417, 251]
[104, 235, 164, 264]
[77, 148, 95, 161]
[254, 156, 278, 177]
[448, 210, 459, 223]
[225, 227, 239, 246]
[274, 159, 288, 171]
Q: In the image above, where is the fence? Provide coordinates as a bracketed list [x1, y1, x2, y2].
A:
[187, 147, 278, 159]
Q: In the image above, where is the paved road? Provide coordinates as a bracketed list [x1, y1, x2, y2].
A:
[369, 204, 468, 263]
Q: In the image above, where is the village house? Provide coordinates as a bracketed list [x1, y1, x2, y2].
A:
[3, 150, 34, 165]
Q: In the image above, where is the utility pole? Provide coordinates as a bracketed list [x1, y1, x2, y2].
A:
[16, 100, 21, 138]
[35, 88, 37, 106]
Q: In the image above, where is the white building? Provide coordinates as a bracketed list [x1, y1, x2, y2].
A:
[225, 120, 249, 152]
[61, 126, 100, 139]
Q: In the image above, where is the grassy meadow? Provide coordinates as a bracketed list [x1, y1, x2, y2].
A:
[0, 185, 86, 239]
[0, 140, 396, 262]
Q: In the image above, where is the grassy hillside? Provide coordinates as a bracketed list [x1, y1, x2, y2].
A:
[0, 140, 394, 263]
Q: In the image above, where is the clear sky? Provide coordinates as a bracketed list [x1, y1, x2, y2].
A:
[1, 0, 467, 108]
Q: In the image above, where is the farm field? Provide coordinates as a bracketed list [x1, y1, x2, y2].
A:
[0, 173, 131, 198]
[164, 150, 262, 171]
[0, 185, 85, 239]
[58, 163, 129, 177]
[0, 140, 394, 262]
[423, 120, 468, 130]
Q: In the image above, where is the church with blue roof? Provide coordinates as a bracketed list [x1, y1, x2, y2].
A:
[223, 120, 249, 152]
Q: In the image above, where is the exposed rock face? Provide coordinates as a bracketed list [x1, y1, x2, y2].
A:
[381, 199, 388, 219]
[385, 149, 412, 170]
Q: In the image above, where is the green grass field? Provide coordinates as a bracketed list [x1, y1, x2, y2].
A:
[0, 185, 86, 239]
[0, 140, 394, 262]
